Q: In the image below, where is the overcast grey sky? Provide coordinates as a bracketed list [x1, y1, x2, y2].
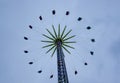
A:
[0, 0, 120, 83]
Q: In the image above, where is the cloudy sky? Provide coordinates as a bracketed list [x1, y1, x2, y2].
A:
[0, 0, 120, 83]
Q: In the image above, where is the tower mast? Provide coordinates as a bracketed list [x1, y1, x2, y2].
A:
[57, 41, 69, 83]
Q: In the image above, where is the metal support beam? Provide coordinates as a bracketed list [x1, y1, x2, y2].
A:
[57, 41, 69, 83]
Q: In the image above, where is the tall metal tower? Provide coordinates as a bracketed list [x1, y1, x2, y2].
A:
[41, 24, 75, 83]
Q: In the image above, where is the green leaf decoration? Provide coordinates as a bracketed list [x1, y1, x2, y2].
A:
[63, 44, 75, 49]
[41, 40, 53, 43]
[62, 29, 72, 39]
[63, 41, 76, 43]
[42, 44, 54, 48]
[42, 24, 75, 56]
[46, 29, 56, 39]
[42, 34, 54, 40]
[46, 45, 55, 53]
[63, 35, 76, 41]
[51, 47, 57, 57]
[62, 46, 71, 54]
[52, 25, 57, 38]
[58, 24, 60, 38]
[61, 26, 66, 38]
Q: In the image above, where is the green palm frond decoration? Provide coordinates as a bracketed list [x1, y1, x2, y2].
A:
[41, 24, 76, 56]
